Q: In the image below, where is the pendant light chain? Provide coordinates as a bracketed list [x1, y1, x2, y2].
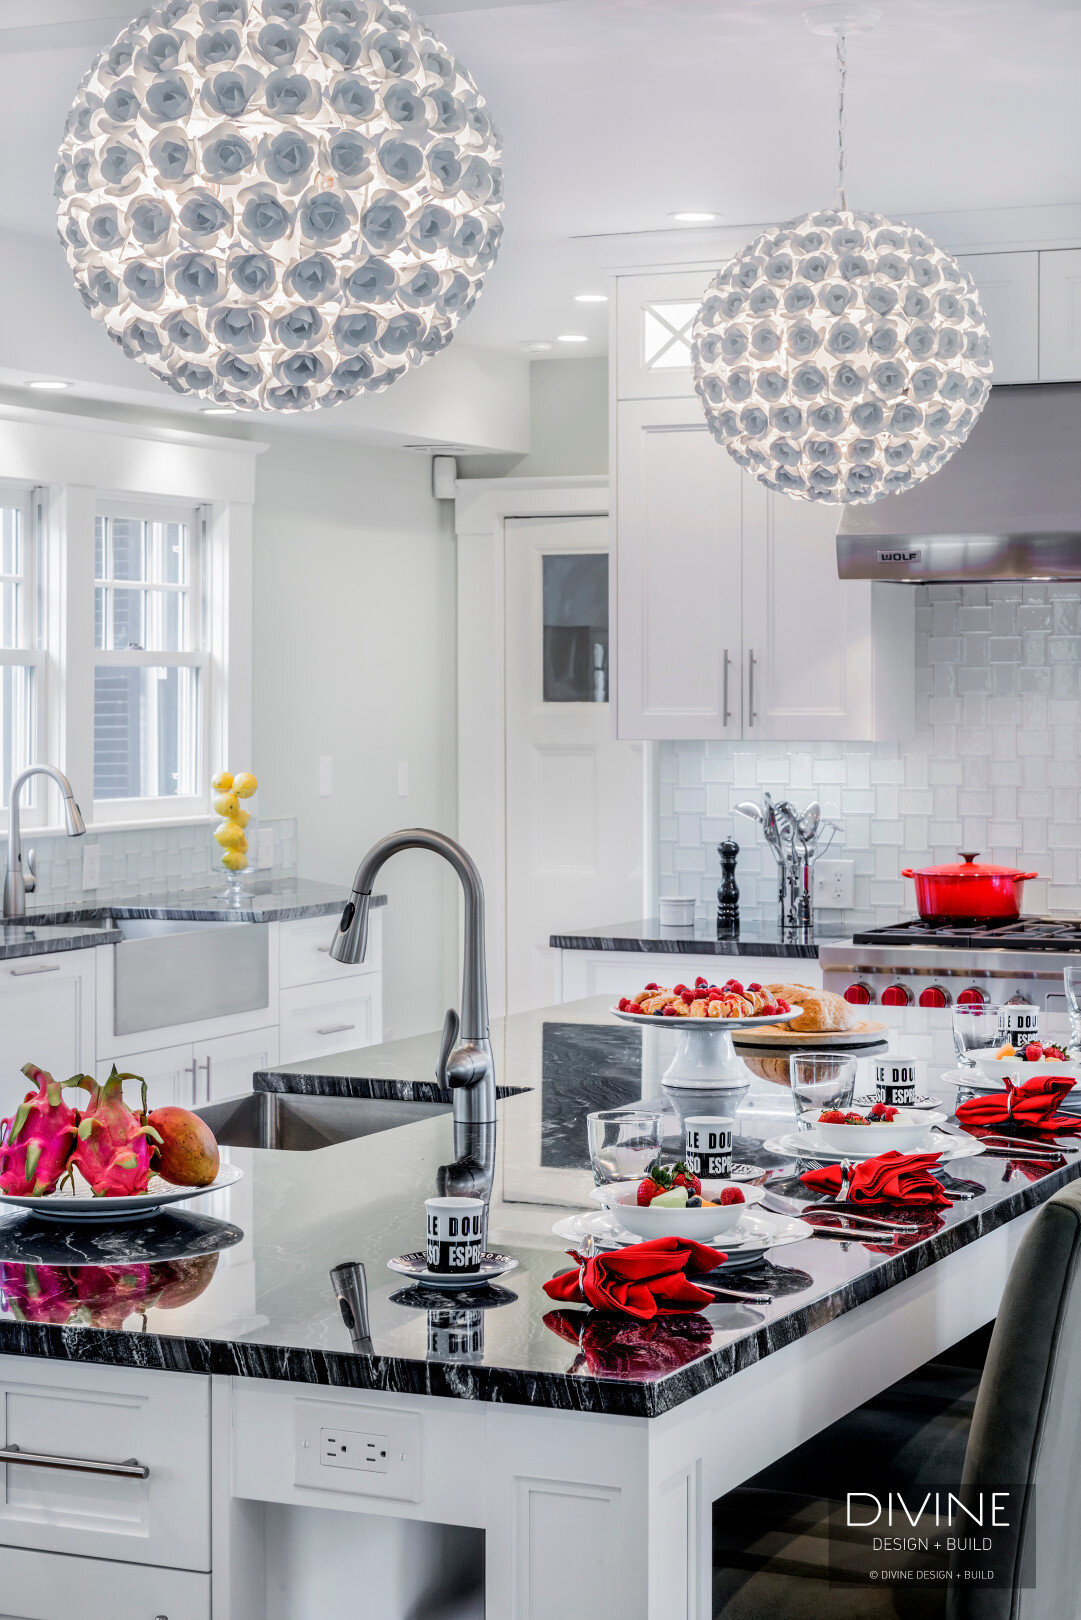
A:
[835, 32, 848, 210]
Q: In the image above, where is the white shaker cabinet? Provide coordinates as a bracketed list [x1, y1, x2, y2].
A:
[613, 397, 914, 742]
[955, 251, 1040, 383]
[0, 950, 96, 1121]
[1038, 248, 1081, 381]
[95, 1041, 197, 1111]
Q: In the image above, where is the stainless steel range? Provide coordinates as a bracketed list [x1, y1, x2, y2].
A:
[820, 917, 1081, 1022]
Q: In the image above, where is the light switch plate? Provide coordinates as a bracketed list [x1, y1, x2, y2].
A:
[318, 755, 332, 798]
[295, 1399, 421, 1501]
[81, 843, 101, 889]
[257, 827, 274, 870]
[813, 859, 854, 909]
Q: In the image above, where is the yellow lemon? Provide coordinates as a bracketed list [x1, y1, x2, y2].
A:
[211, 771, 234, 792]
[214, 819, 246, 850]
[221, 850, 248, 872]
[233, 771, 258, 799]
[233, 808, 250, 829]
[213, 791, 239, 818]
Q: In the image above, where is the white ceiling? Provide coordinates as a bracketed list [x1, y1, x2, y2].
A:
[0, 0, 1077, 429]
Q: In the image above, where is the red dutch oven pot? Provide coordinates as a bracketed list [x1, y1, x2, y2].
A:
[901, 852, 1039, 922]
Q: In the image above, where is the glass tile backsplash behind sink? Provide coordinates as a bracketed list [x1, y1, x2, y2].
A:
[660, 582, 1081, 932]
[0, 817, 297, 907]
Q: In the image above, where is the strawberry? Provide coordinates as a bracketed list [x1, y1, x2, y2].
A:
[775, 997, 790, 1013]
[637, 1177, 665, 1206]
[747, 982, 762, 992]
[695, 976, 708, 988]
[1024, 1042, 1043, 1062]
[644, 982, 659, 992]
[674, 983, 689, 995]
[672, 1164, 702, 1197]
[617, 997, 630, 1012]
[718, 1187, 745, 1206]
[818, 1109, 847, 1124]
[662, 1004, 680, 1016]
[726, 979, 744, 994]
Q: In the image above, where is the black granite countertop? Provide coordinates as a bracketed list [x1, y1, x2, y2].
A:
[550, 918, 848, 958]
[25, 877, 375, 926]
[0, 999, 1073, 1417]
[0, 923, 118, 959]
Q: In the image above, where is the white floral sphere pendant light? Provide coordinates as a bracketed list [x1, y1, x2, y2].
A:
[55, 0, 504, 413]
[691, 11, 992, 503]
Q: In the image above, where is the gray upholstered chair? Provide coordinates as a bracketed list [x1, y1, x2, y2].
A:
[713, 1179, 1081, 1620]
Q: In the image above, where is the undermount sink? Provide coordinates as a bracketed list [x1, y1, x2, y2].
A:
[194, 1091, 450, 1151]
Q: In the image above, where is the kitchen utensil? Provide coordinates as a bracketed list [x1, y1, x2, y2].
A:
[734, 801, 764, 825]
[387, 1252, 518, 1290]
[610, 1002, 803, 1088]
[901, 852, 1038, 922]
[798, 802, 821, 842]
[716, 840, 740, 934]
[801, 1208, 922, 1232]
[788, 1051, 858, 1130]
[586, 1106, 667, 1185]
[698, 1279, 775, 1303]
[0, 1163, 243, 1224]
[813, 1108, 948, 1155]
[599, 1180, 765, 1241]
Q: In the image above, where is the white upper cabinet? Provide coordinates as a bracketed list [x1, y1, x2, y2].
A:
[615, 399, 743, 739]
[1038, 248, 1081, 381]
[956, 251, 1040, 383]
[615, 269, 712, 399]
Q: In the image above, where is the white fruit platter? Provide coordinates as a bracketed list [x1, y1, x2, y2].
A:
[610, 1004, 803, 1088]
[0, 1164, 243, 1224]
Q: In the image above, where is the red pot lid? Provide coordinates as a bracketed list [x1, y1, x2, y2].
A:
[903, 852, 1038, 880]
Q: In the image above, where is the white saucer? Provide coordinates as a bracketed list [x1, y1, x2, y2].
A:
[387, 1252, 519, 1290]
[552, 1207, 814, 1269]
[854, 1093, 938, 1110]
[762, 1127, 985, 1163]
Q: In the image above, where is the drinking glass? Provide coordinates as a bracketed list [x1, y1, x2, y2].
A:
[788, 1053, 857, 1131]
[952, 1003, 1002, 1070]
[586, 1107, 666, 1185]
[1065, 966, 1081, 1060]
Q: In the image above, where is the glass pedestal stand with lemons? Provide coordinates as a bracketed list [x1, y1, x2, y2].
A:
[212, 770, 258, 903]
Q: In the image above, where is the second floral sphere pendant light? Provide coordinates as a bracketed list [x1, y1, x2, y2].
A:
[691, 10, 992, 504]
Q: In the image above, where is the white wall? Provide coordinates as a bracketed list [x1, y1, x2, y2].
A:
[252, 432, 459, 1041]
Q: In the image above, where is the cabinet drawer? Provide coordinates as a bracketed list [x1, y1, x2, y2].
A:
[0, 1357, 210, 1570]
[280, 908, 381, 988]
[0, 1545, 210, 1620]
[278, 979, 380, 1064]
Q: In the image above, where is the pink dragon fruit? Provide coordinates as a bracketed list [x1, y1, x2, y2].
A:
[0, 1263, 76, 1324]
[0, 1063, 80, 1195]
[68, 1068, 162, 1197]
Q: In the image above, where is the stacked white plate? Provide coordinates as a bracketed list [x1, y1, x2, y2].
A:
[553, 1206, 813, 1271]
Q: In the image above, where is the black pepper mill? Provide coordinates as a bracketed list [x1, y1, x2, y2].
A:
[717, 840, 740, 936]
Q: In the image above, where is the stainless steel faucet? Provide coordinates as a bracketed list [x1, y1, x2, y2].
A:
[4, 766, 85, 918]
[332, 829, 497, 1198]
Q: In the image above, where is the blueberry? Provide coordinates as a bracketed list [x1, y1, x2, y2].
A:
[687, 1196, 702, 1207]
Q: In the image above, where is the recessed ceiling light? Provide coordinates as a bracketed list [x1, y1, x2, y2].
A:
[519, 339, 553, 354]
[670, 211, 720, 224]
[574, 293, 608, 304]
[201, 405, 237, 416]
[25, 379, 72, 391]
[557, 334, 589, 344]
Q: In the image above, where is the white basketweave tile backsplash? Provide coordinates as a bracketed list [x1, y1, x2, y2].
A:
[659, 582, 1081, 929]
[1, 818, 298, 908]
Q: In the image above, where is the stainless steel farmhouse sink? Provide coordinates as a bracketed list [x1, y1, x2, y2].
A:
[194, 1091, 450, 1152]
[110, 918, 271, 1035]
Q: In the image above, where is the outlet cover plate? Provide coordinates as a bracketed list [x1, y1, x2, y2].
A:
[81, 843, 101, 890]
[295, 1399, 420, 1501]
[813, 858, 854, 909]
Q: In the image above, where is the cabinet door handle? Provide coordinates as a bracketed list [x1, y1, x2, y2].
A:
[316, 1023, 356, 1036]
[747, 649, 757, 727]
[0, 1443, 148, 1480]
[9, 962, 61, 976]
[198, 1056, 211, 1103]
[722, 647, 732, 726]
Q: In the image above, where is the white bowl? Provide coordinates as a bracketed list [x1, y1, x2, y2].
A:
[600, 1179, 765, 1241]
[810, 1107, 945, 1154]
[970, 1050, 1081, 1086]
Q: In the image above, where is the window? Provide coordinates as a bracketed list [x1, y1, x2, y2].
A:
[93, 503, 205, 812]
[0, 485, 40, 810]
[542, 552, 609, 703]
[642, 301, 700, 370]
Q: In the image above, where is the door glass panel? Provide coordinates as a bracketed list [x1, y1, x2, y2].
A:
[542, 553, 609, 703]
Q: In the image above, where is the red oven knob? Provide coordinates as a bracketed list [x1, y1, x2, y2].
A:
[957, 987, 988, 1007]
[844, 983, 873, 1005]
[881, 984, 913, 1007]
[918, 985, 951, 1009]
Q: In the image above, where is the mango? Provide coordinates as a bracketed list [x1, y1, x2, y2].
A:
[147, 1107, 220, 1187]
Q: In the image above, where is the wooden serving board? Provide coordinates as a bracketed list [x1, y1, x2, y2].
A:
[732, 1020, 888, 1048]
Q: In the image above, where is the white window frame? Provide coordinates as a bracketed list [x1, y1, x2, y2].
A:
[0, 481, 46, 833]
[90, 495, 209, 823]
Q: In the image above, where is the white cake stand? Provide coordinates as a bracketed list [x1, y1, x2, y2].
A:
[610, 1005, 803, 1088]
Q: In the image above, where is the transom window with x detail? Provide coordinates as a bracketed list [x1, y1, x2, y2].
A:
[642, 301, 701, 369]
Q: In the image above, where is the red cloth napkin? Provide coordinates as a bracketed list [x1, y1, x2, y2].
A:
[542, 1236, 727, 1319]
[543, 1309, 714, 1377]
[801, 1150, 952, 1208]
[955, 1075, 1081, 1137]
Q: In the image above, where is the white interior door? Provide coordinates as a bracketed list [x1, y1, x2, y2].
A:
[504, 516, 644, 1014]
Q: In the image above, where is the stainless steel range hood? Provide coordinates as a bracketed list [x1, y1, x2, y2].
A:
[836, 383, 1081, 582]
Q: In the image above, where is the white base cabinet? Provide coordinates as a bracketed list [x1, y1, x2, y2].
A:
[96, 1026, 281, 1109]
[0, 1547, 211, 1620]
[0, 952, 96, 1121]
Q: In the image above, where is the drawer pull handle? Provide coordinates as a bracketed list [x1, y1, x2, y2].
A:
[316, 1023, 356, 1036]
[9, 962, 61, 977]
[0, 1443, 149, 1479]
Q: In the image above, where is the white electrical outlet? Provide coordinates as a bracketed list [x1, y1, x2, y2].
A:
[81, 843, 101, 889]
[320, 1427, 389, 1473]
[257, 827, 274, 870]
[318, 755, 332, 797]
[813, 859, 855, 909]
